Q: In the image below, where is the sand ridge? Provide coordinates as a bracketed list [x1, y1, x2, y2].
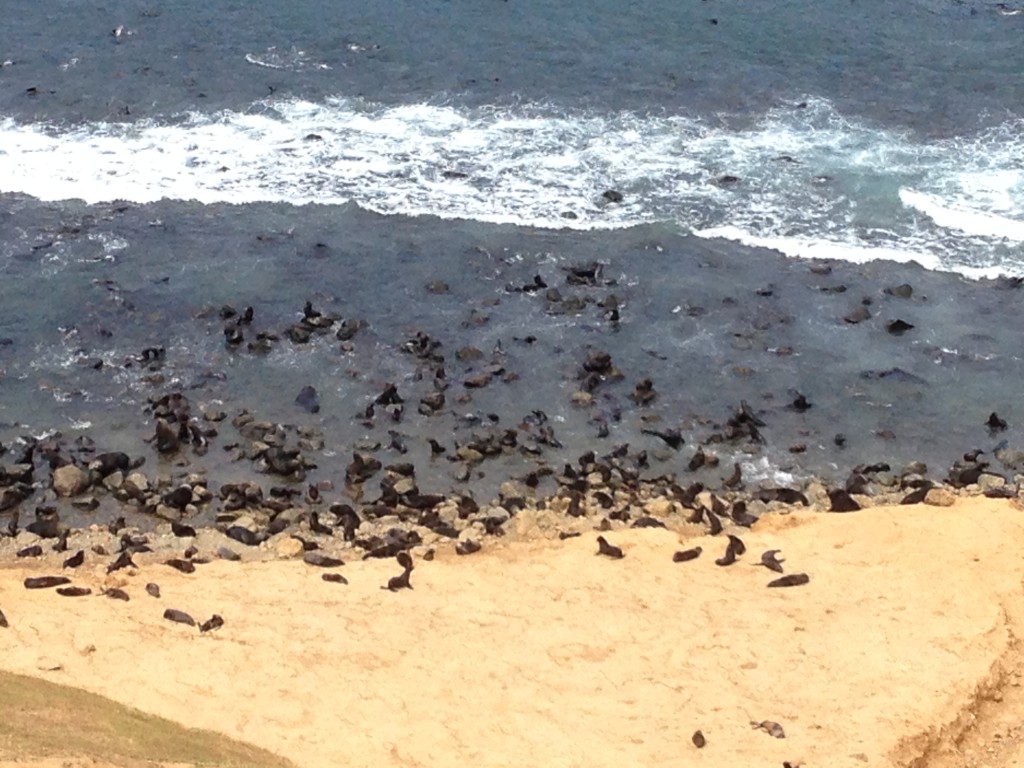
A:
[1, 498, 1024, 767]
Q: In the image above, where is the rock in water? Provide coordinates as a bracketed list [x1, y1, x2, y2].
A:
[295, 385, 320, 414]
[52, 465, 90, 497]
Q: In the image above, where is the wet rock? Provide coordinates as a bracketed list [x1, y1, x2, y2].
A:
[52, 465, 90, 497]
[884, 283, 914, 298]
[843, 306, 871, 324]
[295, 385, 320, 414]
[886, 319, 915, 336]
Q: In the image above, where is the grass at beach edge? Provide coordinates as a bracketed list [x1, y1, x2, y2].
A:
[0, 669, 296, 768]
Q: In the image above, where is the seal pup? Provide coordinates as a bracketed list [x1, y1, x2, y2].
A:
[16, 545, 42, 558]
[163, 608, 195, 627]
[673, 546, 702, 563]
[322, 573, 348, 584]
[103, 588, 130, 601]
[383, 551, 414, 591]
[199, 614, 224, 633]
[145, 583, 161, 598]
[62, 550, 84, 569]
[0, 607, 7, 628]
[757, 549, 785, 573]
[595, 536, 624, 559]
[692, 730, 706, 748]
[768, 573, 810, 588]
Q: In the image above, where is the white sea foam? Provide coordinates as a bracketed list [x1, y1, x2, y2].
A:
[900, 188, 1024, 241]
[1, 96, 1022, 276]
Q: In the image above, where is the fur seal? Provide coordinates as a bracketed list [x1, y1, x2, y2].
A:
[752, 720, 786, 738]
[322, 573, 348, 584]
[715, 534, 745, 566]
[0, 608, 7, 628]
[383, 552, 414, 591]
[303, 552, 344, 567]
[57, 586, 91, 597]
[722, 462, 743, 489]
[62, 549, 84, 569]
[16, 545, 42, 558]
[673, 546, 702, 562]
[558, 531, 582, 540]
[103, 588, 130, 601]
[24, 576, 71, 589]
[165, 558, 196, 574]
[145, 583, 161, 598]
[828, 489, 861, 512]
[216, 546, 241, 561]
[758, 550, 785, 573]
[163, 608, 195, 626]
[596, 536, 624, 559]
[107, 550, 135, 573]
[730, 501, 758, 527]
[456, 540, 482, 555]
[988, 412, 1008, 431]
[692, 730, 706, 748]
[199, 614, 224, 633]
[171, 521, 197, 538]
[705, 510, 723, 536]
[768, 573, 810, 588]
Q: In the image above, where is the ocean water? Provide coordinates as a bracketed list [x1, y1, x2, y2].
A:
[2, 0, 1024, 517]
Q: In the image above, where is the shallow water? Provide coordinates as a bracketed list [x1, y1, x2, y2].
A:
[1, 0, 1023, 525]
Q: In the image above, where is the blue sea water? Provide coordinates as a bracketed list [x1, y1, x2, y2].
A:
[2, 0, 1024, 512]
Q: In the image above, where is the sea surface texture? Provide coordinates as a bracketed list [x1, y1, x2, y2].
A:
[1, 0, 1024, 521]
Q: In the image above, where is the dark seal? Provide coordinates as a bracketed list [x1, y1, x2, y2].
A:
[163, 608, 196, 626]
[596, 535, 624, 559]
[24, 576, 71, 589]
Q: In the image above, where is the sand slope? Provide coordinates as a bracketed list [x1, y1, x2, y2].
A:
[2, 499, 1024, 768]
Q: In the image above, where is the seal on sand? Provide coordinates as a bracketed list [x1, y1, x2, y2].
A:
[103, 588, 130, 601]
[596, 535, 624, 559]
[758, 549, 785, 573]
[715, 534, 745, 567]
[199, 614, 224, 633]
[165, 558, 196, 574]
[24, 576, 71, 589]
[146, 583, 161, 598]
[672, 546, 702, 563]
[62, 549, 84, 569]
[57, 586, 91, 597]
[0, 607, 8, 628]
[383, 551, 414, 591]
[163, 608, 196, 626]
[768, 573, 810, 588]
[303, 552, 344, 568]
[322, 573, 348, 584]
[692, 730, 706, 748]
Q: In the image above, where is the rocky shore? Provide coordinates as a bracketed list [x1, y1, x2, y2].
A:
[1, 379, 1021, 575]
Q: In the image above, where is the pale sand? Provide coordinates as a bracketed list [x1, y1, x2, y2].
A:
[3, 498, 1024, 768]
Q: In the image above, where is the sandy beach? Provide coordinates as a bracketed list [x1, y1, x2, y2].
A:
[2, 497, 1024, 768]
